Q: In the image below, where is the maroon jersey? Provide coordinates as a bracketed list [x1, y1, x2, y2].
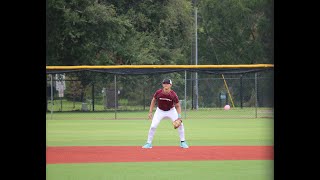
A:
[153, 89, 179, 111]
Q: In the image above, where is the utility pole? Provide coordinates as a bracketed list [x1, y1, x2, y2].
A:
[194, 7, 199, 110]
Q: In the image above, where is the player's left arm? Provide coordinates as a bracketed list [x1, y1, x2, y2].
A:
[175, 102, 182, 116]
[173, 92, 182, 118]
[174, 99, 182, 120]
[173, 101, 182, 128]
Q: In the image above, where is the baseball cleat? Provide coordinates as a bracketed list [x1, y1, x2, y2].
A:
[180, 141, 189, 148]
[142, 143, 152, 148]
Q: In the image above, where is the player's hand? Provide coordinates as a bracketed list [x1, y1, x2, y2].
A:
[148, 112, 153, 120]
[173, 118, 182, 129]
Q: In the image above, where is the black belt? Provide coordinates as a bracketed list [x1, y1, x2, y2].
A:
[161, 108, 171, 111]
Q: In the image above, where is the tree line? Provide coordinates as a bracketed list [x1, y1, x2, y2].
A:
[47, 0, 273, 66]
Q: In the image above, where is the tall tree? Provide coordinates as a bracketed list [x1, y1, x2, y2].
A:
[197, 0, 273, 65]
[47, 0, 194, 65]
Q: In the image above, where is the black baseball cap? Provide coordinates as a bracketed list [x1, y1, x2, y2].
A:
[162, 79, 172, 84]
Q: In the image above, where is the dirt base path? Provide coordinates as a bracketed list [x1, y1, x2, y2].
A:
[47, 146, 273, 164]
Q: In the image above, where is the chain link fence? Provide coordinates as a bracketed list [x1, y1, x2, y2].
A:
[46, 70, 273, 120]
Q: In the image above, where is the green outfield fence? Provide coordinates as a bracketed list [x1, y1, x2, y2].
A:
[46, 65, 273, 120]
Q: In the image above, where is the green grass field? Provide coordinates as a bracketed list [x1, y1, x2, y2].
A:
[46, 113, 273, 180]
[47, 160, 273, 180]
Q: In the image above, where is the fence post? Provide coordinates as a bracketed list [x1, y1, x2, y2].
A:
[50, 74, 53, 120]
[92, 83, 95, 111]
[191, 73, 194, 109]
[184, 70, 187, 119]
[114, 75, 117, 119]
[255, 73, 258, 118]
[240, 74, 243, 109]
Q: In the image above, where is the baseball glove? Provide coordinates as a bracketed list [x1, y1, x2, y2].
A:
[172, 118, 182, 129]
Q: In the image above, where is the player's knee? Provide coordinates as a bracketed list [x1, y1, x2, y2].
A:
[150, 125, 157, 130]
[178, 124, 184, 130]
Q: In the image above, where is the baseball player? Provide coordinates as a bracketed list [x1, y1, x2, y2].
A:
[142, 79, 189, 148]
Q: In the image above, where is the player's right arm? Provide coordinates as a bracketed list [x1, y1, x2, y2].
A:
[148, 97, 156, 120]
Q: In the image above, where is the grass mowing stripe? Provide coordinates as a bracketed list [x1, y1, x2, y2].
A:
[47, 160, 273, 180]
[47, 119, 273, 146]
